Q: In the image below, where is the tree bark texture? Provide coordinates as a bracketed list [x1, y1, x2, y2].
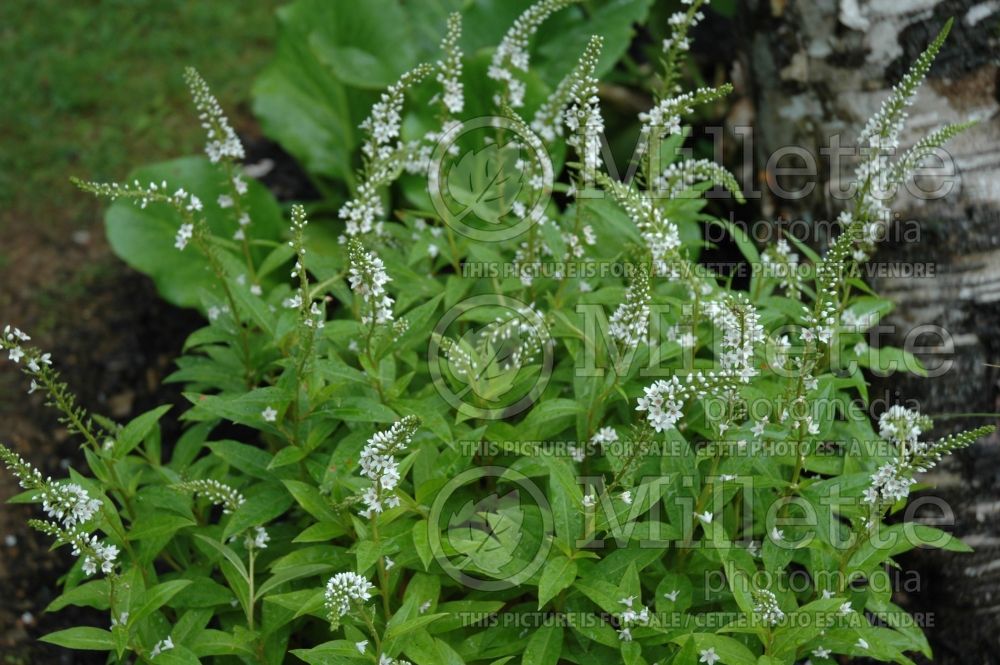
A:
[737, 1, 1000, 662]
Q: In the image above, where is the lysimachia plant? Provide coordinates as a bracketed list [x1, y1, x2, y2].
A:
[2, 2, 992, 664]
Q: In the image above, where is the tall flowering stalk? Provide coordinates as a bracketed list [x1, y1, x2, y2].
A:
[488, 0, 580, 108]
[0, 446, 118, 577]
[183, 67, 258, 279]
[340, 64, 433, 240]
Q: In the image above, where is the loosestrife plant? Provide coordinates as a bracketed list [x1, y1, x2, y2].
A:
[2, 3, 991, 664]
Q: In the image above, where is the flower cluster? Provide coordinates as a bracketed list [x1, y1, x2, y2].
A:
[609, 264, 651, 347]
[531, 35, 603, 143]
[850, 24, 951, 260]
[324, 571, 375, 625]
[878, 405, 927, 447]
[339, 172, 389, 239]
[150, 636, 175, 658]
[358, 416, 420, 518]
[704, 294, 764, 382]
[616, 594, 650, 642]
[752, 588, 785, 626]
[436, 13, 464, 115]
[638, 85, 731, 142]
[360, 64, 433, 163]
[563, 39, 605, 175]
[175, 479, 246, 514]
[653, 158, 743, 201]
[183, 67, 244, 164]
[40, 482, 102, 529]
[244, 526, 269, 550]
[347, 240, 395, 327]
[488, 0, 578, 108]
[2, 446, 118, 577]
[284, 205, 325, 329]
[443, 303, 551, 379]
[637, 373, 721, 432]
[599, 176, 682, 277]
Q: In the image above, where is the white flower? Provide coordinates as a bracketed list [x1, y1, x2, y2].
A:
[590, 427, 618, 446]
[488, 0, 575, 108]
[813, 646, 831, 658]
[619, 490, 633, 505]
[856, 638, 869, 650]
[348, 241, 395, 326]
[838, 601, 852, 616]
[250, 284, 262, 296]
[582, 492, 596, 508]
[664, 589, 680, 602]
[217, 194, 234, 209]
[436, 14, 464, 114]
[699, 647, 721, 665]
[262, 407, 278, 422]
[175, 479, 245, 514]
[184, 68, 244, 163]
[771, 527, 784, 542]
[752, 588, 785, 626]
[244, 526, 269, 550]
[356, 641, 368, 655]
[358, 417, 419, 518]
[150, 635, 175, 658]
[324, 572, 374, 620]
[174, 223, 194, 250]
[384, 556, 395, 571]
[618, 627, 632, 642]
[232, 176, 248, 195]
[8, 346, 24, 363]
[41, 483, 102, 529]
[359, 64, 433, 162]
[752, 418, 767, 437]
[609, 265, 651, 347]
[821, 589, 835, 599]
[696, 511, 713, 524]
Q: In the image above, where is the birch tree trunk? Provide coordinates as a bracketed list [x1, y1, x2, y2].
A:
[738, 1, 1000, 661]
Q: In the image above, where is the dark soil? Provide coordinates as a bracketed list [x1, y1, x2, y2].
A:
[0, 132, 314, 663]
[0, 216, 201, 663]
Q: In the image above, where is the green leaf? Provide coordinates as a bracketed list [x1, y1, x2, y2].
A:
[132, 580, 193, 624]
[105, 157, 282, 308]
[538, 554, 577, 608]
[116, 404, 172, 457]
[189, 629, 255, 657]
[45, 579, 110, 612]
[256, 563, 333, 600]
[128, 514, 196, 542]
[40, 627, 115, 651]
[194, 534, 249, 580]
[223, 482, 293, 539]
[446, 141, 524, 226]
[292, 640, 368, 663]
[522, 623, 563, 665]
[671, 634, 756, 665]
[385, 613, 450, 642]
[283, 479, 339, 522]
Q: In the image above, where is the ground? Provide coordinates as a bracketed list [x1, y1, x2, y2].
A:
[0, 2, 280, 661]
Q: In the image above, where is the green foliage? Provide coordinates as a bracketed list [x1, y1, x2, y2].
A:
[1, 3, 992, 665]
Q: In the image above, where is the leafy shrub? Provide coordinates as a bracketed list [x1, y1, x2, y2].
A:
[2, 2, 991, 664]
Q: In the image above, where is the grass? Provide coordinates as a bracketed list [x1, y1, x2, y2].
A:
[0, 0, 283, 229]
